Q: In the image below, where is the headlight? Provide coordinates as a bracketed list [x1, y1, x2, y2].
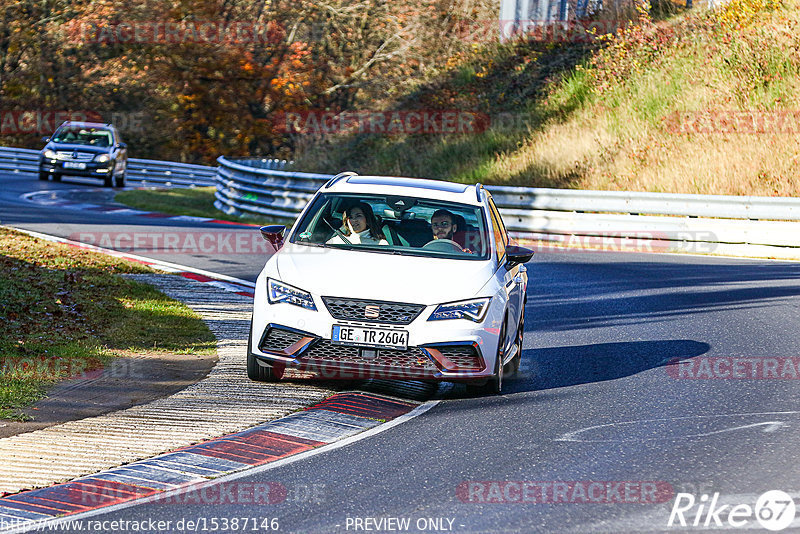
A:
[94, 154, 111, 163]
[267, 279, 317, 311]
[43, 149, 56, 159]
[428, 297, 491, 322]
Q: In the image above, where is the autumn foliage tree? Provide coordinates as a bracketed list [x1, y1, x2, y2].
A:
[0, 0, 498, 163]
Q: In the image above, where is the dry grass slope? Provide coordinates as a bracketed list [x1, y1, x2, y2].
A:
[293, 0, 800, 196]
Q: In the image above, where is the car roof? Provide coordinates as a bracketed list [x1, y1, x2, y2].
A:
[57, 121, 113, 130]
[322, 174, 485, 205]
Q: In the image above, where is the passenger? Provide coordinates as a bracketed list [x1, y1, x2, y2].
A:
[430, 209, 458, 241]
[328, 202, 388, 245]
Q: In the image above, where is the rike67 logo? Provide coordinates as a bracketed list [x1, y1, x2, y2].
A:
[668, 490, 796, 531]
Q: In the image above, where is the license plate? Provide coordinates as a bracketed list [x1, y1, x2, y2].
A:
[331, 325, 408, 350]
[63, 162, 86, 169]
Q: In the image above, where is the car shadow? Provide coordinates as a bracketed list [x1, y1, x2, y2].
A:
[512, 339, 710, 393]
[444, 339, 710, 398]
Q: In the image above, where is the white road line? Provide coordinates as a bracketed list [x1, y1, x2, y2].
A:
[1, 225, 256, 288]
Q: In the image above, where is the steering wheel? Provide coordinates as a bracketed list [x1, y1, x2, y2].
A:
[422, 239, 464, 252]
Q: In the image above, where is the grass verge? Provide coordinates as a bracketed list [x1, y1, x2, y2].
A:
[116, 186, 277, 225]
[0, 227, 216, 420]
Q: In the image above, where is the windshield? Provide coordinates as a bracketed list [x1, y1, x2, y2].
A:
[52, 127, 113, 147]
[291, 193, 490, 260]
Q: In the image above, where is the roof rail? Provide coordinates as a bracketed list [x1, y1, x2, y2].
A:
[475, 183, 483, 202]
[324, 171, 358, 189]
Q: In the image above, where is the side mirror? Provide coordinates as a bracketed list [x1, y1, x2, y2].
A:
[505, 245, 535, 267]
[117, 142, 127, 149]
[260, 225, 286, 249]
[41, 136, 50, 144]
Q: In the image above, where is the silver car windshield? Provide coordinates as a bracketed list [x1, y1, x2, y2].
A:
[291, 193, 490, 260]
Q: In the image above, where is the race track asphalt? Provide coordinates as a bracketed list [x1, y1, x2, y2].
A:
[3, 172, 799, 533]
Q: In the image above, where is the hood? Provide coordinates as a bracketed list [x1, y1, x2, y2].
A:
[276, 243, 495, 305]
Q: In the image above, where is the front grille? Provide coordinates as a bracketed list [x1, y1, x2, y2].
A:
[434, 345, 484, 371]
[56, 151, 94, 161]
[300, 340, 436, 371]
[322, 297, 424, 325]
[259, 327, 305, 353]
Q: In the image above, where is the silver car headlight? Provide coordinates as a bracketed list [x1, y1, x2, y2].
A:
[43, 149, 57, 159]
[267, 278, 317, 311]
[428, 297, 491, 322]
[94, 154, 112, 163]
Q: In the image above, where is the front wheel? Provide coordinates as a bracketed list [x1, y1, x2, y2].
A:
[52, 173, 61, 182]
[38, 171, 48, 181]
[114, 171, 126, 188]
[467, 319, 506, 395]
[507, 300, 525, 378]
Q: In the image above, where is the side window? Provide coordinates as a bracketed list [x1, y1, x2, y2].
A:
[488, 201, 506, 263]
[488, 198, 509, 248]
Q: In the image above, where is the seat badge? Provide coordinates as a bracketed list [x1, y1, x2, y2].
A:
[364, 305, 380, 319]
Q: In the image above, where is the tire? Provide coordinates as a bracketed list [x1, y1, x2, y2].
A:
[38, 171, 48, 181]
[467, 318, 506, 395]
[103, 175, 113, 187]
[114, 171, 126, 188]
[52, 173, 61, 182]
[246, 328, 281, 382]
[507, 300, 526, 378]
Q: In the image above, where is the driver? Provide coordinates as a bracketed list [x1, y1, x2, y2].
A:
[431, 209, 458, 241]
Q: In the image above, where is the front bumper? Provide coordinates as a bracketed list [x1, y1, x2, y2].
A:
[39, 158, 113, 177]
[251, 323, 488, 381]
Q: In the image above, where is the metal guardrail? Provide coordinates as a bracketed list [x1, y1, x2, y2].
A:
[214, 156, 800, 253]
[4, 145, 798, 255]
[0, 146, 216, 186]
[214, 156, 329, 219]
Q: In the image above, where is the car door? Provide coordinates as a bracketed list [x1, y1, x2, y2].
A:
[487, 196, 523, 358]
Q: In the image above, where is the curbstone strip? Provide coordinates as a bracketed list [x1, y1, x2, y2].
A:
[0, 272, 425, 533]
[0, 390, 419, 532]
[0, 274, 333, 496]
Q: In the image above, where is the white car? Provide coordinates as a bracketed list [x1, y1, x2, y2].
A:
[247, 173, 533, 393]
